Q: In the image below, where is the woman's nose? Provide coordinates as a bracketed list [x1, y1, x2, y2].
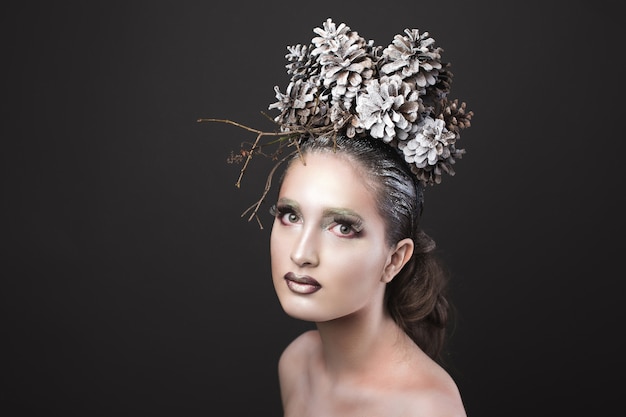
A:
[290, 227, 319, 267]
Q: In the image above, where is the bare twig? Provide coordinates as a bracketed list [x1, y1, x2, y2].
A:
[198, 117, 345, 228]
[197, 118, 293, 187]
[198, 117, 308, 228]
[240, 152, 296, 229]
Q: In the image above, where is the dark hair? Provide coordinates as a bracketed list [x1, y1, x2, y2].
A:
[283, 134, 451, 361]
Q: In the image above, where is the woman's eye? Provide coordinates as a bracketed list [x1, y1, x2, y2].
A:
[276, 209, 300, 225]
[330, 222, 357, 237]
[271, 205, 301, 225]
[285, 212, 299, 224]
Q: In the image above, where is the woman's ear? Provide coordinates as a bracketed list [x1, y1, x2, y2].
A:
[381, 238, 414, 283]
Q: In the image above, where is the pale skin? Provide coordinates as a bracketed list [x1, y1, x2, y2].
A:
[270, 152, 466, 417]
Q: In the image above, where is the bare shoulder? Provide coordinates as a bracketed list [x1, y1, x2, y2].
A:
[277, 330, 320, 398]
[403, 384, 466, 417]
[278, 329, 319, 370]
[399, 355, 467, 417]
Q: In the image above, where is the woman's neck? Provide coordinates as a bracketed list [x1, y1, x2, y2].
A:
[314, 306, 410, 381]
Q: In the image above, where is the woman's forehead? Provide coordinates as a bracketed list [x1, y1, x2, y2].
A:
[281, 152, 376, 207]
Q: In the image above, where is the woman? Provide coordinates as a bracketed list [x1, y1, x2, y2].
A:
[200, 17, 472, 416]
[270, 135, 466, 416]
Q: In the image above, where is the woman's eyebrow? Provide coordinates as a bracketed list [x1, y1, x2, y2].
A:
[321, 207, 363, 220]
[276, 197, 299, 209]
[277, 198, 364, 221]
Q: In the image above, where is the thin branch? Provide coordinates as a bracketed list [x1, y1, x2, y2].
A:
[198, 118, 298, 188]
[240, 152, 296, 228]
[197, 118, 277, 135]
[198, 117, 330, 229]
[235, 131, 262, 188]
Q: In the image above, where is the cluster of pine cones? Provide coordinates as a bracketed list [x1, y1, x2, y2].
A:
[268, 18, 473, 185]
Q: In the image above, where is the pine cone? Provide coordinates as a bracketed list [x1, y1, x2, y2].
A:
[380, 29, 443, 88]
[285, 44, 320, 82]
[440, 98, 473, 134]
[268, 79, 327, 129]
[312, 20, 375, 110]
[398, 117, 456, 168]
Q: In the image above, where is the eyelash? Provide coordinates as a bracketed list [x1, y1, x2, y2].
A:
[270, 204, 300, 224]
[270, 204, 362, 237]
[331, 216, 362, 237]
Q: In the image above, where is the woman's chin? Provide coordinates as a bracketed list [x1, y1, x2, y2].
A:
[278, 300, 327, 323]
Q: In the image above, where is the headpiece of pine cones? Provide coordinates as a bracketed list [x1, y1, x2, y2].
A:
[198, 18, 474, 225]
[267, 18, 473, 186]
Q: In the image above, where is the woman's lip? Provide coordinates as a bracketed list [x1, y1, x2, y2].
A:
[284, 272, 321, 294]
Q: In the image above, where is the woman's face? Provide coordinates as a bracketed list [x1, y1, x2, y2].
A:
[270, 151, 396, 323]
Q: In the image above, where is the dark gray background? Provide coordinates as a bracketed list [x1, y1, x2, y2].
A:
[2, 1, 623, 415]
